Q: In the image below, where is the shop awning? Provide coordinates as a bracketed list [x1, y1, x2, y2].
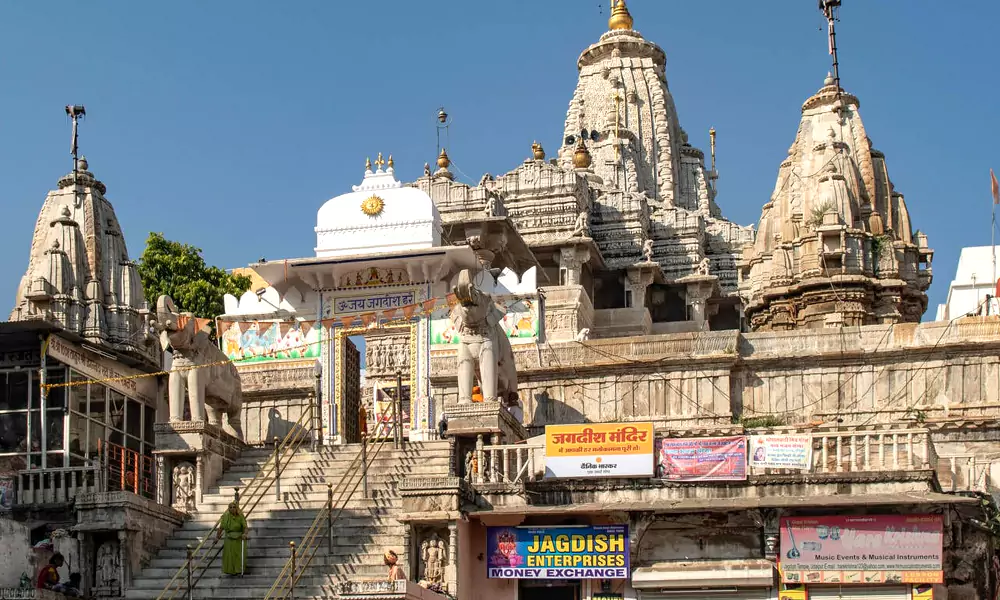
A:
[632, 559, 775, 589]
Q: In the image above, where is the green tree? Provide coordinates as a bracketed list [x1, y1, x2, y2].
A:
[136, 233, 251, 334]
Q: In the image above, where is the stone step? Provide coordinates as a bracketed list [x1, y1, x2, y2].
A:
[161, 532, 405, 549]
[221, 464, 449, 482]
[141, 556, 394, 574]
[170, 520, 406, 537]
[126, 581, 383, 600]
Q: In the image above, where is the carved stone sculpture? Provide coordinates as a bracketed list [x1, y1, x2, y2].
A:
[420, 535, 446, 585]
[152, 295, 244, 440]
[449, 269, 518, 405]
[574, 328, 591, 342]
[464, 451, 476, 482]
[698, 256, 711, 275]
[569, 210, 590, 238]
[95, 540, 121, 595]
[172, 462, 196, 511]
[641, 239, 654, 263]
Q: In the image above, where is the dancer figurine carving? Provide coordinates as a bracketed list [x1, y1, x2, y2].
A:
[217, 502, 249, 576]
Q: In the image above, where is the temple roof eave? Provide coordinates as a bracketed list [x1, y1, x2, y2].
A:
[249, 245, 480, 291]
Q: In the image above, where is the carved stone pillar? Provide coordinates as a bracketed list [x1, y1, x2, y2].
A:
[447, 521, 459, 595]
[194, 455, 204, 505]
[625, 266, 655, 309]
[77, 532, 94, 598]
[684, 278, 717, 326]
[155, 455, 167, 506]
[559, 246, 590, 286]
[117, 530, 131, 597]
[402, 523, 413, 581]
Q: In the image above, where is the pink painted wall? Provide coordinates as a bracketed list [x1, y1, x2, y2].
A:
[459, 520, 517, 600]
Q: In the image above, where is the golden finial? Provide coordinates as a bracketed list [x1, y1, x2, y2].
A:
[387, 155, 394, 169]
[365, 157, 372, 171]
[531, 141, 545, 161]
[572, 138, 592, 169]
[375, 152, 385, 170]
[608, 0, 633, 31]
[437, 148, 451, 169]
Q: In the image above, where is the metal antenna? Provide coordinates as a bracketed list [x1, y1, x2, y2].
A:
[435, 107, 451, 156]
[65, 104, 86, 174]
[819, 0, 843, 90]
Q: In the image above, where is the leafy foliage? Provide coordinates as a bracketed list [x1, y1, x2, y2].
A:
[738, 414, 787, 429]
[136, 233, 251, 330]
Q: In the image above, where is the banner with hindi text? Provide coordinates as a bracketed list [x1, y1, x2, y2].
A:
[749, 435, 813, 470]
[656, 436, 748, 481]
[544, 423, 654, 478]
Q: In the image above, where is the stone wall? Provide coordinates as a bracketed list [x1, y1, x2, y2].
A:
[0, 518, 32, 587]
[237, 363, 317, 446]
[429, 318, 1000, 433]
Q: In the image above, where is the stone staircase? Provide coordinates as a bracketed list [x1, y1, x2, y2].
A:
[125, 440, 452, 600]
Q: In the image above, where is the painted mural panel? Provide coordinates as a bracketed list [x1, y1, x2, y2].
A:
[220, 321, 321, 363]
[430, 295, 539, 345]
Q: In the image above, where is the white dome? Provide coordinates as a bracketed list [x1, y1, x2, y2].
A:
[315, 162, 441, 258]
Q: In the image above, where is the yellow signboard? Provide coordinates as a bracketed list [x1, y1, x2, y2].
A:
[544, 422, 654, 478]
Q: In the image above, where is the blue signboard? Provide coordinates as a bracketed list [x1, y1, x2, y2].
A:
[486, 525, 630, 579]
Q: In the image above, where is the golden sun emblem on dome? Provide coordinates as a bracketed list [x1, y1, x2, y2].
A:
[360, 195, 385, 217]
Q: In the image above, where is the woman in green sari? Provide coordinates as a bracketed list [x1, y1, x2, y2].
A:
[217, 502, 249, 576]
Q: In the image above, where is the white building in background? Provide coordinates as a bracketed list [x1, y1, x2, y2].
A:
[935, 245, 1000, 320]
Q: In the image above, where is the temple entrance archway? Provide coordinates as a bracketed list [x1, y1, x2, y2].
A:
[334, 322, 417, 443]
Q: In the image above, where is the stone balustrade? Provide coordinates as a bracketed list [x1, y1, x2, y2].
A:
[472, 443, 540, 485]
[17, 464, 101, 505]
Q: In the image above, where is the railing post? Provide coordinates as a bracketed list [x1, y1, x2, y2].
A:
[361, 435, 369, 499]
[186, 544, 194, 600]
[395, 371, 403, 449]
[327, 482, 334, 550]
[289, 541, 297, 600]
[313, 361, 323, 451]
[274, 436, 281, 501]
[234, 487, 240, 506]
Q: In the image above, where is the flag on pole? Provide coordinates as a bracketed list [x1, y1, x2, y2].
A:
[992, 168, 999, 204]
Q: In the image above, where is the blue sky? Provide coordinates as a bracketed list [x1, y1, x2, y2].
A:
[1, 1, 997, 318]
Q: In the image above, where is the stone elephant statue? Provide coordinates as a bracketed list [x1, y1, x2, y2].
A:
[449, 269, 518, 404]
[152, 295, 244, 440]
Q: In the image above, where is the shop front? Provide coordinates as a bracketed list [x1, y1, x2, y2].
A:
[779, 515, 943, 600]
[485, 524, 630, 600]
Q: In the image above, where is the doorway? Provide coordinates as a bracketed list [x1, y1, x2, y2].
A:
[520, 580, 580, 600]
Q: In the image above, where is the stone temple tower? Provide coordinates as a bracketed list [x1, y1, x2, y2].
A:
[740, 73, 934, 330]
[9, 157, 159, 366]
[553, 0, 753, 290]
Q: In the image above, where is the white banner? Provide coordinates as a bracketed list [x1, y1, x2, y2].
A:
[749, 435, 812, 470]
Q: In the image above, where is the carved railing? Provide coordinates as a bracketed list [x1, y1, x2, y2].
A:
[17, 464, 102, 505]
[811, 428, 935, 473]
[751, 428, 936, 476]
[472, 443, 539, 485]
[939, 454, 991, 493]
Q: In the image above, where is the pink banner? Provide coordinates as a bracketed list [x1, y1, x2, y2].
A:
[779, 515, 943, 585]
[655, 436, 747, 481]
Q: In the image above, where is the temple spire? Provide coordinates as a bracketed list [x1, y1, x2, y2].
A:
[820, 0, 843, 89]
[608, 0, 633, 31]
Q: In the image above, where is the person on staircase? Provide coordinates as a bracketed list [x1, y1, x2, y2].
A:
[217, 501, 249, 576]
[384, 550, 407, 581]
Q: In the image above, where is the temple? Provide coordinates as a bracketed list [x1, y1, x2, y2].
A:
[740, 74, 934, 330]
[3, 3, 999, 600]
